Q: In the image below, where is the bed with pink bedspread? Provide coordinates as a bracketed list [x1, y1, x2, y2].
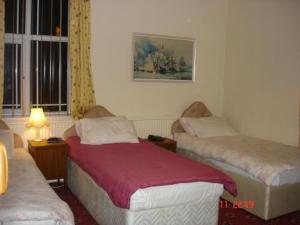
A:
[66, 136, 236, 209]
[64, 105, 236, 225]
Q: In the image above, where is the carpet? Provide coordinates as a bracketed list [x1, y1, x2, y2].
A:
[52, 185, 300, 225]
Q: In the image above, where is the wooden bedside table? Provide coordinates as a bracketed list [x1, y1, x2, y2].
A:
[28, 140, 67, 184]
[148, 137, 177, 152]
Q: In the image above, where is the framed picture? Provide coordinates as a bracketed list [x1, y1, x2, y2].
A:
[133, 33, 196, 81]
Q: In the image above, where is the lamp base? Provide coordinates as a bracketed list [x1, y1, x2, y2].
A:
[33, 127, 43, 142]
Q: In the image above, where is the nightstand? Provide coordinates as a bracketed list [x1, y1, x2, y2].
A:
[148, 137, 177, 152]
[28, 140, 67, 184]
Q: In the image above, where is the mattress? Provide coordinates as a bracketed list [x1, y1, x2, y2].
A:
[0, 148, 74, 225]
[175, 133, 300, 186]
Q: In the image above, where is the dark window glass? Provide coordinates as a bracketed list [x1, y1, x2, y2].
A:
[61, 0, 69, 36]
[4, 0, 69, 114]
[31, 41, 68, 112]
[5, 0, 26, 34]
[31, 0, 68, 36]
[4, 44, 21, 108]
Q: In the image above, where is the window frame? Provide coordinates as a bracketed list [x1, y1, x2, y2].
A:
[3, 0, 70, 117]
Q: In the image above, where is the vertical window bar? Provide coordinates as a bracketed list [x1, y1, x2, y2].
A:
[27, 0, 33, 114]
[15, 0, 20, 108]
[15, 0, 19, 110]
[20, 0, 25, 115]
[11, 0, 16, 115]
[59, 0, 62, 111]
[15, 43, 19, 109]
[15, 0, 20, 110]
[49, 0, 53, 112]
[36, 0, 39, 106]
[40, 0, 44, 110]
[16, 0, 19, 34]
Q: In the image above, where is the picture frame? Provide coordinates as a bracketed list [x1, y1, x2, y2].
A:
[133, 33, 196, 82]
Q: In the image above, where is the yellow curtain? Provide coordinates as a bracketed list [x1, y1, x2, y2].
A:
[0, 0, 4, 117]
[69, 0, 96, 119]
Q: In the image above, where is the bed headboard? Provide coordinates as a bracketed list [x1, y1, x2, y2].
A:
[0, 120, 24, 148]
[171, 101, 212, 134]
[64, 105, 115, 139]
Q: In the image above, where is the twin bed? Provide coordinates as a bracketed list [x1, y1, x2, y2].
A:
[0, 122, 74, 225]
[64, 106, 236, 225]
[172, 101, 300, 220]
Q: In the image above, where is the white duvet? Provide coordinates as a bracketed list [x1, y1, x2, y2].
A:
[175, 133, 300, 186]
[0, 148, 74, 225]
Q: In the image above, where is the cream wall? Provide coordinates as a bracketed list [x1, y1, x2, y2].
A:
[90, 0, 228, 118]
[224, 0, 300, 146]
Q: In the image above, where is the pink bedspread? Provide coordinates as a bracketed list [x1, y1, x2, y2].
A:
[66, 136, 237, 209]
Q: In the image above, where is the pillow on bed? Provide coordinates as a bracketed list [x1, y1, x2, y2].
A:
[0, 129, 14, 159]
[75, 116, 127, 138]
[179, 117, 238, 137]
[79, 117, 139, 145]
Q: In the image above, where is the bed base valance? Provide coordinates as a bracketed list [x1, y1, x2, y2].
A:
[177, 148, 300, 220]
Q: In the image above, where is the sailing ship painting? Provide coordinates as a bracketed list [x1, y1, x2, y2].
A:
[133, 34, 195, 81]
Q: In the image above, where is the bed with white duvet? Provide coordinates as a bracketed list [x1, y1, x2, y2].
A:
[0, 147, 74, 225]
[171, 101, 300, 220]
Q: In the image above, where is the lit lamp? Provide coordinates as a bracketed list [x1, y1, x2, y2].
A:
[27, 108, 49, 141]
[0, 144, 8, 195]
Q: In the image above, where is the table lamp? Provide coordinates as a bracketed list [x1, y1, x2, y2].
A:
[27, 108, 49, 141]
[0, 144, 8, 195]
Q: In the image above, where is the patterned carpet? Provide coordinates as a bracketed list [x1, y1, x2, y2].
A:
[53, 185, 300, 225]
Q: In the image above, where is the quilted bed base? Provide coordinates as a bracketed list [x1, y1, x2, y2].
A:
[177, 148, 300, 220]
[67, 159, 221, 225]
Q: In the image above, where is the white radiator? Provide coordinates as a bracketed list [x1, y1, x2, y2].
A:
[4, 116, 177, 146]
[130, 117, 176, 139]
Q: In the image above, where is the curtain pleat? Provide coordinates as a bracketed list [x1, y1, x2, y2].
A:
[69, 0, 96, 119]
[0, 0, 4, 117]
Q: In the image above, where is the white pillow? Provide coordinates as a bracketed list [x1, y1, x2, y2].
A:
[75, 116, 126, 138]
[179, 117, 238, 137]
[80, 117, 139, 145]
[0, 129, 14, 159]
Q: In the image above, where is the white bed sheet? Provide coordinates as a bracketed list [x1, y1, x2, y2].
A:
[175, 133, 300, 186]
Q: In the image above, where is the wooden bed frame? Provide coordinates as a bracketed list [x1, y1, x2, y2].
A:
[171, 101, 300, 220]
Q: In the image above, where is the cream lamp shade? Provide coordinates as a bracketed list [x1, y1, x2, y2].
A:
[0, 143, 8, 195]
[27, 108, 49, 141]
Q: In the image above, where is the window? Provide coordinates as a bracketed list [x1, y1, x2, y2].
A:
[4, 0, 69, 116]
